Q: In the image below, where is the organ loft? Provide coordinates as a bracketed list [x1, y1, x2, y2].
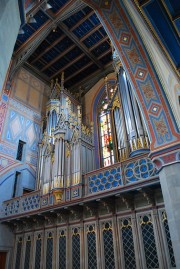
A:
[0, 1, 179, 269]
[39, 73, 94, 202]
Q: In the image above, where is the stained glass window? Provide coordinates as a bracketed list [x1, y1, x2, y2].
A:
[35, 235, 42, 269]
[98, 91, 114, 167]
[15, 237, 22, 269]
[72, 229, 80, 269]
[87, 226, 97, 269]
[59, 231, 66, 269]
[121, 219, 136, 269]
[103, 223, 115, 269]
[46, 233, 53, 269]
[24, 236, 31, 269]
[140, 216, 159, 268]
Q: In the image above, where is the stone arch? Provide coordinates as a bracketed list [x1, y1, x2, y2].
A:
[82, 0, 180, 152]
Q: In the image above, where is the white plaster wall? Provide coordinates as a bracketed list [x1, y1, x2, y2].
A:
[123, 0, 180, 130]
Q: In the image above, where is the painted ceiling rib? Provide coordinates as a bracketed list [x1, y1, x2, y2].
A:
[50, 53, 85, 79]
[89, 36, 109, 51]
[41, 44, 76, 72]
[57, 21, 103, 69]
[68, 63, 113, 94]
[98, 48, 112, 60]
[65, 62, 94, 83]
[30, 34, 66, 64]
[70, 10, 94, 31]
[80, 24, 102, 42]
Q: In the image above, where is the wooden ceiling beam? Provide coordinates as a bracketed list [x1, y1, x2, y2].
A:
[30, 34, 66, 64]
[80, 24, 102, 42]
[65, 62, 93, 82]
[97, 48, 112, 59]
[50, 53, 85, 79]
[70, 10, 94, 31]
[68, 62, 113, 94]
[89, 36, 109, 51]
[57, 21, 103, 69]
[41, 44, 76, 71]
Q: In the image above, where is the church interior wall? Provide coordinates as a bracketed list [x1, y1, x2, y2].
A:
[11, 192, 174, 269]
[0, 68, 50, 209]
[0, 1, 179, 267]
[83, 72, 116, 123]
[123, 0, 180, 130]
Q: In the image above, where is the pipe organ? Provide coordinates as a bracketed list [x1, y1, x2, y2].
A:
[38, 74, 95, 201]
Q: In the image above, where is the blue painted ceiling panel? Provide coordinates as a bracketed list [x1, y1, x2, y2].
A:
[15, 3, 112, 88]
[48, 0, 69, 14]
[65, 65, 79, 76]
[33, 40, 50, 55]
[41, 47, 59, 62]
[45, 28, 63, 43]
[144, 0, 180, 68]
[65, 64, 99, 87]
[65, 47, 82, 61]
[91, 41, 110, 57]
[99, 27, 107, 37]
[73, 28, 86, 39]
[34, 60, 44, 69]
[43, 69, 54, 77]
[72, 56, 91, 69]
[50, 57, 69, 71]
[164, 0, 180, 16]
[89, 14, 100, 26]
[63, 6, 93, 29]
[83, 39, 94, 48]
[52, 37, 74, 52]
[32, 10, 49, 29]
[18, 24, 36, 43]
[174, 18, 180, 33]
[63, 11, 85, 28]
[85, 30, 103, 44]
[100, 54, 112, 65]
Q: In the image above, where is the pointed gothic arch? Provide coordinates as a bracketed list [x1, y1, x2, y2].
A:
[82, 0, 180, 153]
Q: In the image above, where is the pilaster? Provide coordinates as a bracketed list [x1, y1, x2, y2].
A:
[152, 147, 180, 268]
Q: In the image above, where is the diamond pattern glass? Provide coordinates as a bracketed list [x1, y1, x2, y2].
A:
[103, 229, 115, 269]
[59, 236, 66, 269]
[46, 238, 53, 269]
[15, 241, 22, 269]
[35, 239, 41, 269]
[163, 219, 176, 267]
[141, 222, 159, 268]
[87, 231, 97, 269]
[24, 240, 31, 269]
[122, 226, 136, 269]
[72, 234, 80, 269]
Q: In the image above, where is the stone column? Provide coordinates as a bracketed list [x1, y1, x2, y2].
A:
[153, 150, 180, 268]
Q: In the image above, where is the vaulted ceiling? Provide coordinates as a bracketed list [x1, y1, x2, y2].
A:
[14, 0, 113, 93]
[13, 0, 179, 94]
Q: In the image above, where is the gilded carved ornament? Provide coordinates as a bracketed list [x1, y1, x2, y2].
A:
[52, 189, 63, 203]
[112, 95, 120, 110]
[65, 142, 71, 158]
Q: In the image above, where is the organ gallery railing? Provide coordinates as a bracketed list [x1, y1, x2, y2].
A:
[1, 155, 158, 218]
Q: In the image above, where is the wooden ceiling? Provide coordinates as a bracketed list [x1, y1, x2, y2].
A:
[13, 0, 113, 93]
